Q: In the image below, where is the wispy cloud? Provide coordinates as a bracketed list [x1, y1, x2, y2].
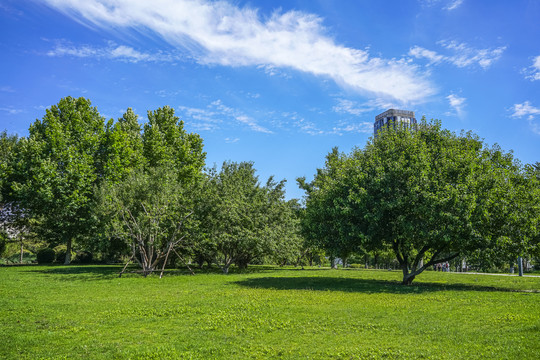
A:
[0, 86, 15, 93]
[444, 0, 464, 11]
[332, 99, 372, 116]
[511, 101, 540, 134]
[331, 122, 373, 135]
[333, 98, 398, 116]
[0, 107, 24, 115]
[43, 0, 434, 103]
[419, 0, 464, 11]
[447, 94, 466, 117]
[410, 40, 506, 69]
[522, 55, 540, 81]
[211, 100, 272, 134]
[47, 41, 175, 62]
[178, 100, 272, 134]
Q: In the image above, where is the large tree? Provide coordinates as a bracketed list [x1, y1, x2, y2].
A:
[300, 119, 539, 284]
[12, 97, 107, 264]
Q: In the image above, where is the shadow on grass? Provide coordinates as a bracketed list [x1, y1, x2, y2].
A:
[235, 276, 536, 294]
[28, 265, 124, 280]
[24, 264, 329, 282]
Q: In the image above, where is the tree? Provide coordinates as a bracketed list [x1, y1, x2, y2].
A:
[0, 131, 30, 263]
[98, 166, 195, 277]
[197, 161, 299, 274]
[12, 97, 107, 264]
[300, 119, 539, 284]
[97, 105, 206, 276]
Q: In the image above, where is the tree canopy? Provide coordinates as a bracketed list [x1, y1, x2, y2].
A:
[299, 119, 539, 284]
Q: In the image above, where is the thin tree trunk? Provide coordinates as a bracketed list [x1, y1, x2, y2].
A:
[64, 238, 72, 265]
[19, 240, 24, 264]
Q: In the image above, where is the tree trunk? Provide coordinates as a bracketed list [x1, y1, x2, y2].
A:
[19, 241, 24, 264]
[64, 239, 72, 265]
[401, 264, 416, 285]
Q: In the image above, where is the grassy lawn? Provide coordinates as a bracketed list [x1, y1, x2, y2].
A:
[0, 265, 539, 359]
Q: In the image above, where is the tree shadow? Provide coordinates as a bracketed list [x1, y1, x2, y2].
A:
[235, 276, 536, 294]
[28, 265, 123, 280]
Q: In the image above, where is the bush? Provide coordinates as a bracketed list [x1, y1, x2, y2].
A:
[36, 248, 56, 264]
[55, 249, 74, 264]
[74, 251, 93, 264]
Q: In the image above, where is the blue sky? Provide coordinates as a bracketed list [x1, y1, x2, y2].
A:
[1, 0, 539, 199]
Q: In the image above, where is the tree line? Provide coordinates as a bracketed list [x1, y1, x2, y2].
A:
[0, 97, 304, 275]
[1, 97, 539, 284]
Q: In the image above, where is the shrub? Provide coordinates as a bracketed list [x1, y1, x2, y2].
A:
[74, 251, 93, 264]
[55, 250, 74, 264]
[36, 248, 56, 264]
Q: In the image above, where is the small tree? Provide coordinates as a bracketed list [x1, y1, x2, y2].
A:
[98, 166, 195, 277]
[97, 105, 205, 276]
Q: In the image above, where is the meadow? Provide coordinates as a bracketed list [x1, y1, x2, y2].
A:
[0, 265, 539, 359]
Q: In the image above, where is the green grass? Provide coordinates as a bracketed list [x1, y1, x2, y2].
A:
[1, 266, 539, 359]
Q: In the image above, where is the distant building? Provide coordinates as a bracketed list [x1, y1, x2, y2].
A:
[374, 109, 416, 137]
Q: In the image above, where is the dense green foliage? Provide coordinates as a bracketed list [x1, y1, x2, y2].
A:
[1, 97, 301, 272]
[11, 97, 106, 264]
[300, 120, 540, 284]
[196, 162, 302, 273]
[36, 248, 56, 264]
[1, 265, 539, 359]
[1, 96, 538, 276]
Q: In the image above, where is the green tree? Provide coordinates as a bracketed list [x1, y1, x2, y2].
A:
[98, 166, 196, 277]
[97, 105, 206, 276]
[12, 97, 106, 264]
[0, 130, 19, 203]
[198, 161, 299, 273]
[300, 119, 539, 284]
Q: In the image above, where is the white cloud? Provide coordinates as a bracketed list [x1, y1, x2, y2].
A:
[522, 55, 540, 81]
[331, 122, 373, 135]
[409, 46, 444, 65]
[333, 99, 372, 116]
[43, 0, 434, 103]
[0, 107, 23, 115]
[410, 41, 506, 69]
[47, 41, 174, 62]
[447, 94, 466, 117]
[444, 0, 464, 11]
[333, 98, 399, 117]
[178, 99, 272, 133]
[511, 101, 540, 135]
[224, 137, 239, 143]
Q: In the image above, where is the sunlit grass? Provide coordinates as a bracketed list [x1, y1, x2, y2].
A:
[1, 265, 539, 359]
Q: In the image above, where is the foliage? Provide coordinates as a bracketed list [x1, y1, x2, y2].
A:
[98, 166, 196, 276]
[12, 97, 107, 264]
[0, 231, 6, 256]
[197, 161, 301, 273]
[300, 119, 540, 284]
[0, 130, 19, 202]
[36, 248, 56, 264]
[74, 251, 93, 264]
[1, 265, 539, 359]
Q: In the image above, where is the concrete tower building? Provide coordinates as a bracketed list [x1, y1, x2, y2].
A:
[374, 109, 416, 137]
